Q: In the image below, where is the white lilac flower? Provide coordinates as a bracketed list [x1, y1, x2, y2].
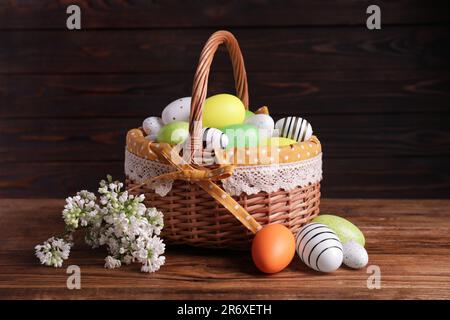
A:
[36, 176, 166, 273]
[122, 254, 133, 265]
[141, 255, 166, 273]
[62, 190, 99, 230]
[145, 208, 164, 235]
[131, 235, 166, 273]
[35, 237, 72, 267]
[104, 256, 122, 269]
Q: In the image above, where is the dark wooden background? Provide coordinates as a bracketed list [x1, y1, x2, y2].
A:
[0, 0, 449, 198]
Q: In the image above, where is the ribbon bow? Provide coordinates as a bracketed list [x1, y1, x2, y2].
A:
[130, 142, 262, 234]
[150, 163, 235, 183]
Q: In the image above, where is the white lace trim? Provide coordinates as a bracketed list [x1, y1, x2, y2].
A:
[125, 150, 175, 196]
[125, 149, 322, 197]
[222, 155, 322, 196]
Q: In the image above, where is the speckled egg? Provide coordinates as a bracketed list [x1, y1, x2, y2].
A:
[245, 114, 274, 139]
[343, 240, 368, 269]
[162, 97, 191, 124]
[296, 223, 343, 273]
[142, 117, 164, 136]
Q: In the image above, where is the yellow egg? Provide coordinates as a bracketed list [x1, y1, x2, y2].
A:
[265, 137, 298, 147]
[203, 94, 245, 129]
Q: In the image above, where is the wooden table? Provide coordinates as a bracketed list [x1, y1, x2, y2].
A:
[0, 198, 449, 300]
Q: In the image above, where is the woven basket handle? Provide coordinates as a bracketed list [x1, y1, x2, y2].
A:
[189, 30, 249, 161]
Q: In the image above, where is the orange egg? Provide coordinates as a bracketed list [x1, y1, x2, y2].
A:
[251, 224, 295, 273]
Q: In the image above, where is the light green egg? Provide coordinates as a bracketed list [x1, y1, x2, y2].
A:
[222, 123, 259, 148]
[244, 110, 255, 120]
[312, 214, 365, 247]
[156, 121, 189, 145]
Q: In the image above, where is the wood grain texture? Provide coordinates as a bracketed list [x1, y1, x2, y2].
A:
[1, 0, 449, 30]
[2, 27, 449, 74]
[0, 198, 449, 299]
[2, 70, 449, 118]
[1, 157, 449, 198]
[1, 1, 449, 199]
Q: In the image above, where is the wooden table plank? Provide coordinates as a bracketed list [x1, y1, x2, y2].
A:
[0, 199, 449, 299]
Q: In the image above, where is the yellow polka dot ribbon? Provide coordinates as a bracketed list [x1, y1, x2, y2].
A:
[129, 142, 262, 234]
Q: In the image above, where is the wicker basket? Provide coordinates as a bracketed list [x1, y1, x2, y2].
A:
[125, 30, 321, 249]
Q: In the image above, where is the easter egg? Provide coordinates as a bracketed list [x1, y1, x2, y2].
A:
[343, 241, 368, 269]
[223, 124, 259, 148]
[245, 114, 274, 139]
[312, 215, 365, 247]
[296, 223, 343, 273]
[275, 117, 313, 142]
[202, 127, 229, 150]
[252, 224, 295, 274]
[142, 117, 164, 136]
[162, 97, 191, 124]
[203, 94, 245, 128]
[156, 121, 189, 145]
[244, 110, 255, 120]
[265, 137, 298, 147]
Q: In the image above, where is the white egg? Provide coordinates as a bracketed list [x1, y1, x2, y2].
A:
[142, 117, 164, 136]
[245, 114, 274, 139]
[275, 116, 313, 142]
[296, 223, 343, 273]
[202, 127, 229, 150]
[343, 240, 368, 269]
[162, 97, 191, 124]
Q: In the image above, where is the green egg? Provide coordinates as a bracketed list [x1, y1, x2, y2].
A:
[223, 123, 259, 148]
[312, 214, 365, 247]
[244, 110, 255, 120]
[156, 121, 189, 145]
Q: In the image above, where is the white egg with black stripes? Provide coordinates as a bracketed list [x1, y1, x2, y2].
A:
[275, 116, 313, 142]
[295, 222, 343, 273]
[202, 127, 229, 150]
